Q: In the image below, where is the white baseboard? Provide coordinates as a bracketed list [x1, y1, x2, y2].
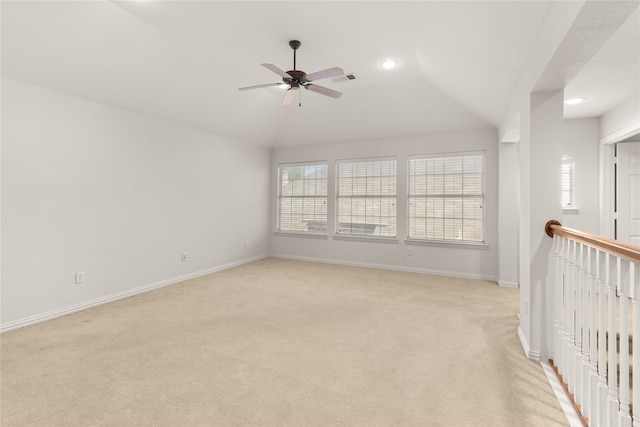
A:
[270, 253, 497, 282]
[518, 326, 541, 361]
[2, 253, 497, 333]
[498, 280, 519, 288]
[0, 255, 268, 333]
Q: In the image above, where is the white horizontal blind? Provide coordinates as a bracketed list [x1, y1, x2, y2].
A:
[562, 156, 575, 208]
[408, 152, 485, 242]
[336, 158, 396, 237]
[277, 162, 328, 233]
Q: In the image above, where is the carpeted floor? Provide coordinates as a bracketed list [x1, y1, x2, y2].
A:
[1, 258, 567, 426]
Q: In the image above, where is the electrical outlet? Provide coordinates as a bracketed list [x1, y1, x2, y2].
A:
[182, 252, 188, 262]
[407, 247, 413, 256]
[75, 272, 85, 284]
[244, 241, 249, 249]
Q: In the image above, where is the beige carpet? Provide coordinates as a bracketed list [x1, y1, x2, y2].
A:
[1, 258, 567, 426]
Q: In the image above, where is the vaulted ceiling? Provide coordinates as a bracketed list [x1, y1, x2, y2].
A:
[2, 1, 638, 147]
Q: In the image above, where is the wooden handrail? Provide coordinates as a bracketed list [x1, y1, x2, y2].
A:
[545, 220, 640, 263]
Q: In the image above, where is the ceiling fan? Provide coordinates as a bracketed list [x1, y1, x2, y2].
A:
[238, 40, 344, 106]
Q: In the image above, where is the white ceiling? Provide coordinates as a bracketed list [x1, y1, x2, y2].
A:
[564, 6, 639, 119]
[1, 1, 638, 147]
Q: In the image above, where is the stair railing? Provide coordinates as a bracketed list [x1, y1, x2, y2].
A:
[546, 220, 640, 426]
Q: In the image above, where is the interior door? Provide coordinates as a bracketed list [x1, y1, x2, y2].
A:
[617, 141, 640, 245]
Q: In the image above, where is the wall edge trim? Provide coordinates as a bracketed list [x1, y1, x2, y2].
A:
[498, 280, 520, 288]
[518, 326, 541, 361]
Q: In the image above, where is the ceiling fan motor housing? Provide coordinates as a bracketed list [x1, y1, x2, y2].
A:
[284, 70, 307, 88]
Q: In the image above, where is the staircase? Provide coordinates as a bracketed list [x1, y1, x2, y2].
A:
[545, 220, 640, 427]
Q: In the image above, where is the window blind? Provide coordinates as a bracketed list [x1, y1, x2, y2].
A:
[408, 152, 485, 242]
[562, 156, 575, 208]
[277, 162, 328, 233]
[336, 158, 397, 237]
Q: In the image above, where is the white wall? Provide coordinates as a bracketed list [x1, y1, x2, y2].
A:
[598, 93, 640, 237]
[562, 118, 600, 233]
[1, 78, 271, 329]
[270, 129, 499, 280]
[498, 142, 519, 287]
[518, 90, 564, 361]
[600, 92, 640, 142]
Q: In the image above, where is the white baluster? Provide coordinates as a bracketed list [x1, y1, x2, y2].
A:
[609, 252, 621, 426]
[632, 261, 640, 427]
[589, 246, 599, 421]
[564, 237, 574, 388]
[575, 242, 585, 406]
[570, 239, 580, 398]
[554, 235, 563, 370]
[598, 249, 609, 426]
[583, 245, 592, 417]
[619, 257, 632, 426]
[580, 243, 591, 414]
[553, 234, 565, 376]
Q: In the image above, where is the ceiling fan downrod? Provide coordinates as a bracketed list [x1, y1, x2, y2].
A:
[289, 40, 301, 70]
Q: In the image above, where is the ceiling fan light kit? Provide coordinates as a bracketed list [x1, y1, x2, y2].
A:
[238, 40, 344, 106]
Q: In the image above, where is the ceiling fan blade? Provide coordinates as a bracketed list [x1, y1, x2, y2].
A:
[282, 87, 299, 105]
[305, 67, 344, 82]
[305, 84, 342, 99]
[261, 63, 290, 79]
[238, 82, 283, 91]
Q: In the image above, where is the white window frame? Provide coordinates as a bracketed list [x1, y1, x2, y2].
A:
[276, 161, 328, 235]
[335, 157, 397, 239]
[407, 151, 486, 244]
[562, 155, 578, 213]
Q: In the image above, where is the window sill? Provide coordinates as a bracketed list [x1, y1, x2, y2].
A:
[563, 208, 579, 215]
[333, 234, 398, 244]
[274, 231, 328, 239]
[405, 238, 488, 249]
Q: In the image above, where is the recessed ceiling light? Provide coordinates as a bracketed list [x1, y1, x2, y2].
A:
[381, 59, 398, 69]
[565, 97, 585, 105]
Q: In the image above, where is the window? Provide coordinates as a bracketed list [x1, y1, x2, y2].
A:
[277, 162, 328, 233]
[562, 156, 575, 208]
[336, 158, 397, 238]
[408, 152, 485, 243]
